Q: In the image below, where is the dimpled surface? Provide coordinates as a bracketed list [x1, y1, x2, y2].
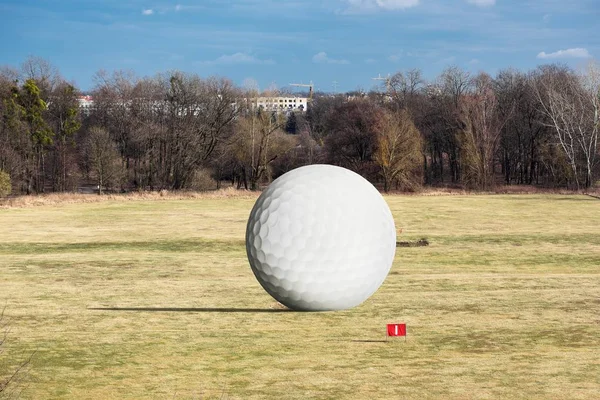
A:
[246, 164, 396, 311]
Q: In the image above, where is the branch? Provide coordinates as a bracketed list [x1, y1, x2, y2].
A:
[1, 304, 35, 398]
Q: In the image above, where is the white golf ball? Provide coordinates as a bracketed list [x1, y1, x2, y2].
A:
[246, 164, 396, 311]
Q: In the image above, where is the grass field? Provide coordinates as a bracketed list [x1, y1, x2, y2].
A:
[1, 192, 599, 399]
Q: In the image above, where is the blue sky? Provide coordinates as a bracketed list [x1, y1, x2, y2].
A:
[1, 0, 598, 93]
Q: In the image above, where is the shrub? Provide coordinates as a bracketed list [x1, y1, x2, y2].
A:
[189, 168, 218, 191]
[0, 171, 11, 198]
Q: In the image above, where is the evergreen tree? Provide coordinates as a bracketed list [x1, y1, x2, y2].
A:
[18, 79, 53, 193]
[285, 112, 297, 134]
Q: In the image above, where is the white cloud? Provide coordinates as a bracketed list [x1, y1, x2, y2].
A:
[172, 4, 211, 13]
[468, 58, 480, 64]
[466, 0, 495, 7]
[543, 14, 551, 23]
[537, 48, 592, 59]
[364, 58, 377, 64]
[375, 0, 419, 9]
[312, 51, 350, 64]
[313, 51, 350, 64]
[142, 9, 154, 15]
[343, 0, 419, 13]
[199, 52, 274, 65]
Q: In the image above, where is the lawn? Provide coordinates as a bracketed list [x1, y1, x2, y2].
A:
[1, 193, 599, 399]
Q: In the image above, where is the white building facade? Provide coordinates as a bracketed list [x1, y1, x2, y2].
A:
[77, 95, 95, 115]
[76, 95, 309, 116]
[254, 97, 308, 113]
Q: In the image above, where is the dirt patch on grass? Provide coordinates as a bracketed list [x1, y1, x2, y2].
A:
[397, 238, 430, 247]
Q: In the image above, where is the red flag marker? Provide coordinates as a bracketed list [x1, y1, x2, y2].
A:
[387, 323, 406, 337]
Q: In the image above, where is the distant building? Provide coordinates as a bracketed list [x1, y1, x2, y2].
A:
[75, 95, 309, 116]
[254, 97, 308, 113]
[77, 95, 94, 115]
[424, 84, 443, 97]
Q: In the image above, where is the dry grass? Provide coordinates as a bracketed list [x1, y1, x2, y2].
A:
[0, 194, 599, 399]
[0, 187, 258, 209]
[3, 185, 598, 209]
[391, 185, 600, 197]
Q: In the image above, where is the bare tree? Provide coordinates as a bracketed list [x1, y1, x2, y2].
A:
[242, 78, 260, 95]
[47, 81, 81, 191]
[534, 64, 599, 189]
[270, 129, 321, 179]
[20, 56, 61, 98]
[374, 109, 423, 191]
[324, 99, 381, 178]
[458, 73, 510, 190]
[389, 68, 424, 110]
[494, 69, 551, 185]
[81, 127, 123, 194]
[305, 94, 345, 144]
[419, 66, 473, 184]
[441, 66, 472, 107]
[127, 76, 168, 190]
[165, 73, 239, 189]
[0, 67, 19, 84]
[578, 61, 600, 187]
[90, 69, 137, 180]
[232, 110, 292, 190]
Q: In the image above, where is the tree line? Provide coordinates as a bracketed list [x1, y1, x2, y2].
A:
[1, 56, 598, 196]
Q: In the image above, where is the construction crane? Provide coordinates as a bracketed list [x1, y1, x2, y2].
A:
[289, 81, 314, 100]
[372, 73, 391, 92]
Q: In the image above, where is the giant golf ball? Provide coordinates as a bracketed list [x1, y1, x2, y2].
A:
[245, 164, 396, 311]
